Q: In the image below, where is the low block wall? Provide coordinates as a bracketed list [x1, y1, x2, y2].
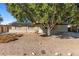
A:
[9, 26, 44, 34]
[9, 27, 27, 33]
[9, 25, 68, 34]
[26, 27, 43, 34]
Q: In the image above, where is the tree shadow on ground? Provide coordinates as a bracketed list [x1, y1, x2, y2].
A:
[55, 32, 79, 39]
[40, 34, 51, 37]
[40, 32, 79, 39]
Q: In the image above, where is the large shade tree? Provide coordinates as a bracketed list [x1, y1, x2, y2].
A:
[7, 3, 79, 36]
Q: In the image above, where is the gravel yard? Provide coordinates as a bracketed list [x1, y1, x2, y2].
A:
[0, 33, 79, 56]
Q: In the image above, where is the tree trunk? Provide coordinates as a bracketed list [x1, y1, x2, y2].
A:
[47, 25, 51, 36]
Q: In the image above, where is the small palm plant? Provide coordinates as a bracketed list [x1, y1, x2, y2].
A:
[0, 15, 3, 25]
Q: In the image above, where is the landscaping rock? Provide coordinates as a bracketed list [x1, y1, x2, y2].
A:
[41, 50, 46, 54]
[54, 52, 61, 56]
[67, 53, 72, 56]
[32, 52, 36, 55]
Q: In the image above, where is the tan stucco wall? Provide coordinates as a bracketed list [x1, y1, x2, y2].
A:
[26, 27, 38, 33]
[26, 27, 43, 33]
[9, 26, 44, 34]
[9, 26, 27, 33]
[9, 25, 68, 34]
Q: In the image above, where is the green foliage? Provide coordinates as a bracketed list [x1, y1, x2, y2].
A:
[6, 3, 79, 26]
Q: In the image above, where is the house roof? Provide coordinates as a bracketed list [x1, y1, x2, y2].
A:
[9, 21, 69, 27]
[9, 22, 31, 27]
[9, 21, 43, 27]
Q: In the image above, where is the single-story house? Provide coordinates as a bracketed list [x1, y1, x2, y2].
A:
[9, 22, 43, 34]
[0, 22, 79, 34]
[8, 22, 69, 34]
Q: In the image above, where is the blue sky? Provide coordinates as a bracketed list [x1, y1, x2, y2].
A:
[0, 3, 16, 24]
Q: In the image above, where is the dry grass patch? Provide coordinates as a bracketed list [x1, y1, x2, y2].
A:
[0, 33, 23, 43]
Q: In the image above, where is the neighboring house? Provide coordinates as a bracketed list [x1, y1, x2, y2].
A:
[9, 22, 28, 33]
[9, 22, 68, 34]
[9, 22, 43, 34]
[0, 22, 76, 34]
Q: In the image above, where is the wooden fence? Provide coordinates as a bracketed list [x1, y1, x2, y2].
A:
[0, 25, 9, 33]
